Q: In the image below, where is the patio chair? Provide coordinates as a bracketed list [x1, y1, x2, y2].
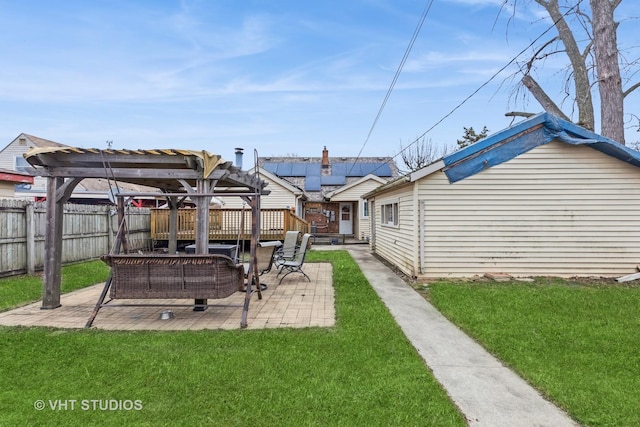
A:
[242, 240, 283, 291]
[277, 233, 312, 284]
[256, 240, 283, 274]
[274, 230, 300, 270]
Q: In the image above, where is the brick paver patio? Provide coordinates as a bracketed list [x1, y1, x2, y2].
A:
[0, 262, 334, 330]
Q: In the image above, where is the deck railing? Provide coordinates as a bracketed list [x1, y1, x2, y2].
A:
[151, 208, 310, 242]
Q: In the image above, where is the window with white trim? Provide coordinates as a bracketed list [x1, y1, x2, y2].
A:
[381, 202, 398, 226]
[362, 199, 369, 218]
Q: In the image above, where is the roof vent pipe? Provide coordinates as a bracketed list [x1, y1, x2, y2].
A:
[234, 147, 243, 169]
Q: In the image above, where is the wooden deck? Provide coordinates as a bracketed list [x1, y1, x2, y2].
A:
[151, 208, 310, 242]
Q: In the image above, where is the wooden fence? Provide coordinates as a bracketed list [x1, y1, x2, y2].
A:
[0, 199, 150, 278]
[0, 201, 310, 278]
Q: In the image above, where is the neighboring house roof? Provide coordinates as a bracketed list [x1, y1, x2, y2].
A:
[366, 112, 640, 197]
[0, 133, 65, 157]
[259, 147, 398, 202]
[325, 174, 387, 199]
[19, 134, 66, 148]
[0, 168, 34, 184]
[246, 166, 306, 198]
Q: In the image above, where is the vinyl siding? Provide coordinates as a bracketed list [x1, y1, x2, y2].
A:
[222, 177, 298, 210]
[0, 139, 48, 190]
[372, 186, 416, 277]
[330, 178, 385, 240]
[0, 182, 15, 198]
[417, 140, 640, 277]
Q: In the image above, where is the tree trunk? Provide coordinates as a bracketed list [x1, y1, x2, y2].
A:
[590, 0, 625, 144]
[535, 0, 595, 130]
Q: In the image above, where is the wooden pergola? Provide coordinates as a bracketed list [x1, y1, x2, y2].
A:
[24, 146, 269, 327]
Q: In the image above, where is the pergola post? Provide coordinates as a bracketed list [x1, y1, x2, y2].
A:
[42, 177, 64, 309]
[168, 196, 179, 254]
[241, 192, 261, 327]
[194, 179, 212, 310]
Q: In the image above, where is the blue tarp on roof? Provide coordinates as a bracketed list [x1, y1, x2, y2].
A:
[441, 112, 640, 183]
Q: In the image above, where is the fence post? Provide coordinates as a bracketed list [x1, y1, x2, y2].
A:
[26, 202, 35, 275]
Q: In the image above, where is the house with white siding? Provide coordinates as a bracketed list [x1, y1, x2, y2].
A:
[218, 166, 306, 213]
[325, 174, 387, 240]
[364, 113, 640, 278]
[257, 147, 398, 241]
[0, 133, 64, 198]
[0, 169, 34, 198]
[0, 133, 160, 204]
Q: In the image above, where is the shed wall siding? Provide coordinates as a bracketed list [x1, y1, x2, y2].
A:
[417, 141, 640, 277]
[372, 186, 416, 277]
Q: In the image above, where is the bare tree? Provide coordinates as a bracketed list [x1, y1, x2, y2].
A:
[511, 0, 637, 144]
[397, 137, 453, 173]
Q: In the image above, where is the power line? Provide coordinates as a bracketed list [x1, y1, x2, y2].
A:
[348, 0, 435, 176]
[386, 0, 584, 171]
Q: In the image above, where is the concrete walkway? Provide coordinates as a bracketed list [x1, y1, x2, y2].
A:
[340, 245, 578, 427]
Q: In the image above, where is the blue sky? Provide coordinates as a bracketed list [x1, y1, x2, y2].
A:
[1, 0, 638, 164]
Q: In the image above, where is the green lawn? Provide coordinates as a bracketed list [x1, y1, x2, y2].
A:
[0, 261, 110, 312]
[0, 251, 465, 426]
[423, 277, 640, 427]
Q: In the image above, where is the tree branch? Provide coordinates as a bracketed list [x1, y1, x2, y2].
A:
[624, 81, 640, 98]
[505, 111, 536, 118]
[521, 74, 571, 122]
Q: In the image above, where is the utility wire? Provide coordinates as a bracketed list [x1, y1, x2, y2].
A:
[347, 0, 435, 176]
[377, 0, 583, 175]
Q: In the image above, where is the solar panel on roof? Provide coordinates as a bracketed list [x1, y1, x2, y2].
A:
[350, 163, 364, 176]
[359, 163, 376, 175]
[305, 176, 321, 191]
[321, 175, 346, 185]
[263, 163, 278, 174]
[277, 163, 293, 176]
[371, 163, 393, 176]
[305, 163, 321, 177]
[330, 163, 343, 175]
[291, 163, 308, 176]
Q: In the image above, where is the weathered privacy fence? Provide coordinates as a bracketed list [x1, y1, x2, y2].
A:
[0, 199, 150, 278]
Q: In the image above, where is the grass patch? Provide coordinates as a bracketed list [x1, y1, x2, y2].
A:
[0, 260, 110, 312]
[424, 278, 640, 427]
[0, 251, 464, 426]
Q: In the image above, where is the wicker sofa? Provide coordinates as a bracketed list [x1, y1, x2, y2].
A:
[101, 254, 244, 300]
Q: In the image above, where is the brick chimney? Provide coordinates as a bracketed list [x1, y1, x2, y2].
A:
[321, 146, 329, 168]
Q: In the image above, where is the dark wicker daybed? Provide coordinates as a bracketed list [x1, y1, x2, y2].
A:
[101, 254, 244, 300]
